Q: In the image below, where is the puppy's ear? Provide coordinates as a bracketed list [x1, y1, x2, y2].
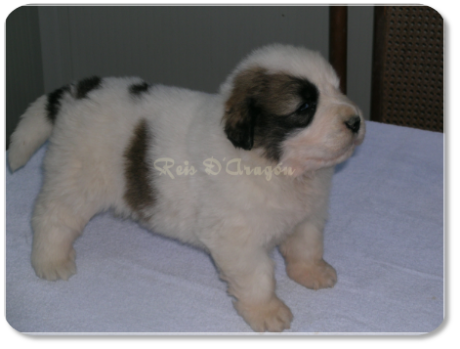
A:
[223, 68, 267, 150]
[224, 97, 258, 150]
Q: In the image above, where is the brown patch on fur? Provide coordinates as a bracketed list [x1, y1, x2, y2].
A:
[123, 119, 155, 218]
[224, 68, 302, 129]
[223, 68, 266, 128]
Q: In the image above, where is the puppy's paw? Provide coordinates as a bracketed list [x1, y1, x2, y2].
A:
[286, 259, 337, 290]
[32, 248, 77, 281]
[234, 297, 293, 332]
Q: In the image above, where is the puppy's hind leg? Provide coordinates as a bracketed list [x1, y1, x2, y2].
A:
[31, 196, 78, 281]
[31, 168, 108, 281]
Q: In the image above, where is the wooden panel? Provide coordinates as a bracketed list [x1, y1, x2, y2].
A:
[6, 6, 45, 148]
[38, 7, 74, 92]
[38, 6, 329, 94]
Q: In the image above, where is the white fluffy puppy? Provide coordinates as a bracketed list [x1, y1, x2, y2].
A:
[9, 44, 365, 332]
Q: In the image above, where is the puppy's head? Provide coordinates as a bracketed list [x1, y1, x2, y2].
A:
[220, 44, 365, 176]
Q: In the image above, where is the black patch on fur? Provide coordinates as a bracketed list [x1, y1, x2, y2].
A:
[254, 77, 319, 161]
[46, 85, 70, 124]
[76, 76, 102, 99]
[224, 97, 257, 150]
[129, 81, 151, 96]
[123, 119, 155, 218]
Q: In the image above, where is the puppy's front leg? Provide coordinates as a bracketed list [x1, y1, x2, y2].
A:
[280, 218, 337, 290]
[209, 239, 292, 332]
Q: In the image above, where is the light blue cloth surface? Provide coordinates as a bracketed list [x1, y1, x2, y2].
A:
[6, 121, 444, 334]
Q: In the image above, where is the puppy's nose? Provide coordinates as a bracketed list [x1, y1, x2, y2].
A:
[344, 116, 361, 134]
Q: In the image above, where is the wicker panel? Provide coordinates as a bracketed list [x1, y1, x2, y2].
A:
[371, 6, 443, 132]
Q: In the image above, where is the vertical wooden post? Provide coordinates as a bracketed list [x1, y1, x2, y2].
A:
[329, 6, 348, 94]
[370, 6, 386, 122]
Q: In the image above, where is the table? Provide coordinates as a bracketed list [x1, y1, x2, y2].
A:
[5, 121, 444, 334]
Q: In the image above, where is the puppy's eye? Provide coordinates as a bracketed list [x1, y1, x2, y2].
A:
[297, 103, 310, 113]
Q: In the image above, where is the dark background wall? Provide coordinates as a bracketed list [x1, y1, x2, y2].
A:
[6, 5, 374, 148]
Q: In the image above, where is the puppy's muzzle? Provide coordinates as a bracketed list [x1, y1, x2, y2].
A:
[344, 116, 361, 134]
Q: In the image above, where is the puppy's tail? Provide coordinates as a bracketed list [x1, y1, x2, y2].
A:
[8, 94, 53, 172]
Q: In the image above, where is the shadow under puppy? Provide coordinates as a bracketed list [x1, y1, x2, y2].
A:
[8, 44, 365, 332]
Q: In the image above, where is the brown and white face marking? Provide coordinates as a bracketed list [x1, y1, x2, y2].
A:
[223, 55, 365, 176]
[280, 86, 365, 175]
[223, 67, 320, 161]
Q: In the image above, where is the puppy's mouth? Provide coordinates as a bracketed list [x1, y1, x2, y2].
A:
[286, 144, 356, 177]
[307, 145, 355, 169]
[281, 124, 365, 177]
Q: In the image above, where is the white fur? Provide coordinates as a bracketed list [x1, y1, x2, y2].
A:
[8, 44, 365, 332]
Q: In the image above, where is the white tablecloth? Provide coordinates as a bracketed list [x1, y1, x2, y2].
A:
[6, 121, 444, 334]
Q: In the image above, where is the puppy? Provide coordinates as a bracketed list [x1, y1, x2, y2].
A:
[8, 44, 365, 332]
